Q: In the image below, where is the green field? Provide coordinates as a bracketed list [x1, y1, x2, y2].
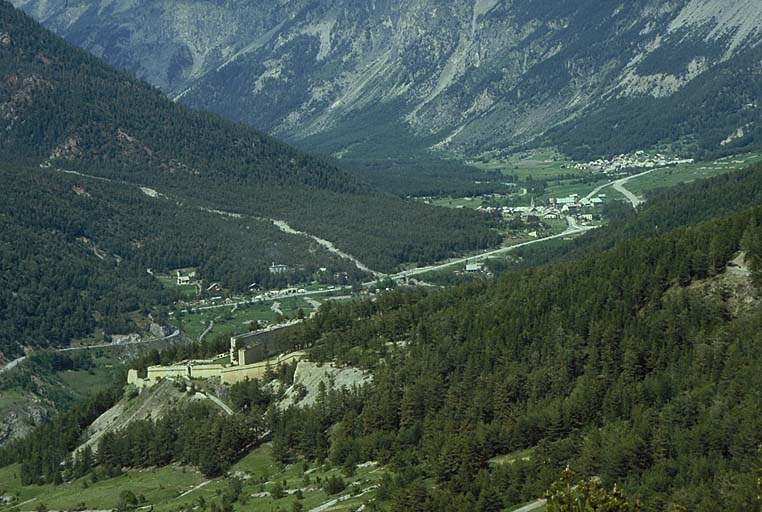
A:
[56, 367, 122, 400]
[157, 274, 199, 301]
[0, 463, 205, 511]
[175, 298, 317, 340]
[539, 177, 610, 202]
[0, 445, 388, 512]
[429, 196, 486, 209]
[626, 151, 762, 195]
[471, 147, 578, 180]
[0, 389, 27, 412]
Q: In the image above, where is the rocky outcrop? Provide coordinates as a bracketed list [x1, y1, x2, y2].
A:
[0, 396, 51, 445]
[278, 360, 371, 409]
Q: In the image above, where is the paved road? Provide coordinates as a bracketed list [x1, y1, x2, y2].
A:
[390, 216, 596, 280]
[585, 168, 657, 208]
[584, 180, 614, 201]
[190, 287, 349, 313]
[613, 173, 651, 208]
[1, 330, 181, 373]
[58, 329, 181, 353]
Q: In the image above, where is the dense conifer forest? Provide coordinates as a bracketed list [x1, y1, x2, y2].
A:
[4, 173, 762, 510]
[0, 163, 367, 357]
[0, 1, 499, 276]
[265, 204, 762, 510]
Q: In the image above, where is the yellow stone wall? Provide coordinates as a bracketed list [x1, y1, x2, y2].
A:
[191, 364, 227, 379]
[147, 364, 189, 381]
[139, 351, 306, 386]
[221, 351, 305, 384]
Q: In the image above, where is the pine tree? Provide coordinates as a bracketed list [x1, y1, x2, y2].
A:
[545, 466, 635, 512]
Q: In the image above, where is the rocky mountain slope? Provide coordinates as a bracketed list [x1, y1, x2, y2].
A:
[10, 0, 762, 159]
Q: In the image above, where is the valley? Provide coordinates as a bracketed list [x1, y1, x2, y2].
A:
[2, 1, 762, 511]
[6, 166, 762, 510]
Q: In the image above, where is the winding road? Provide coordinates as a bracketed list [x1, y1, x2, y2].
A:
[390, 215, 596, 280]
[585, 168, 657, 209]
[0, 356, 27, 374]
[0, 330, 181, 374]
[58, 329, 181, 353]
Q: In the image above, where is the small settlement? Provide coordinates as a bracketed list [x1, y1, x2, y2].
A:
[573, 151, 694, 174]
[477, 194, 603, 222]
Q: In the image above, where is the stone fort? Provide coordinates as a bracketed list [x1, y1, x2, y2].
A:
[128, 328, 304, 388]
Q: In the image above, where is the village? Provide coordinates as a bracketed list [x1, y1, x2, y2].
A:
[572, 150, 695, 174]
[476, 193, 604, 224]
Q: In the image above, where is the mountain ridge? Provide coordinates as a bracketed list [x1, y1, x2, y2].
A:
[11, 0, 762, 160]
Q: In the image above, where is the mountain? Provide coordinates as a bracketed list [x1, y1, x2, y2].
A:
[5, 163, 762, 510]
[11, 0, 762, 160]
[0, 1, 501, 356]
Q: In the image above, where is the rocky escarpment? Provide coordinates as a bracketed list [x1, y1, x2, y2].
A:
[0, 395, 50, 445]
[10, 0, 762, 159]
[278, 360, 371, 410]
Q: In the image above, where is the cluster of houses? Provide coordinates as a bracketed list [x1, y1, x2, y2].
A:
[254, 287, 308, 301]
[477, 193, 604, 221]
[572, 151, 694, 174]
[269, 262, 290, 274]
[176, 270, 197, 285]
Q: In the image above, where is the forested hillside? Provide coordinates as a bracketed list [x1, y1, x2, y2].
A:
[0, 1, 499, 275]
[0, 163, 366, 358]
[5, 183, 762, 510]
[266, 204, 762, 510]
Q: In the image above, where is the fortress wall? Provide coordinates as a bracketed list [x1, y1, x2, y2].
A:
[220, 364, 269, 385]
[141, 351, 307, 386]
[127, 368, 141, 385]
[231, 324, 300, 364]
[191, 364, 226, 379]
[221, 351, 306, 385]
[148, 364, 189, 380]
